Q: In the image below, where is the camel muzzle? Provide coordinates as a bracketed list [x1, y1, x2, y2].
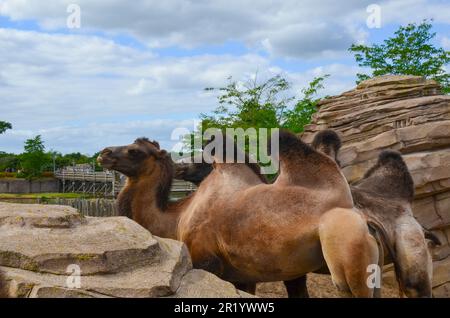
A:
[97, 147, 118, 168]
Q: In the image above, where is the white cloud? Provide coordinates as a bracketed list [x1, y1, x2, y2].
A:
[0, 27, 362, 153]
[1, 0, 448, 59]
[0, 29, 271, 125]
[127, 78, 147, 95]
[376, 0, 450, 26]
[2, 118, 198, 155]
[0, 0, 378, 59]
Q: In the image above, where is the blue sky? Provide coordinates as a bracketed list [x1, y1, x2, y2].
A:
[0, 0, 449, 154]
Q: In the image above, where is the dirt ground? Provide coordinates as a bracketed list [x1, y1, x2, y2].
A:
[255, 273, 401, 298]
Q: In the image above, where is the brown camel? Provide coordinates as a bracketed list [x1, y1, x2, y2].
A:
[99, 131, 380, 297]
[311, 130, 435, 298]
[175, 130, 437, 298]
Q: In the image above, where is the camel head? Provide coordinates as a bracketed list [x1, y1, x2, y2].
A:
[97, 137, 170, 178]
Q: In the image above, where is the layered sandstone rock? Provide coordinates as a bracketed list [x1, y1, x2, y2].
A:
[302, 75, 450, 297]
[0, 202, 250, 298]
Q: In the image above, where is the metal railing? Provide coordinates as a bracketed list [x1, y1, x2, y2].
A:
[54, 168, 196, 197]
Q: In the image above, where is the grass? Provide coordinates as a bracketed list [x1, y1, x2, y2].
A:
[0, 193, 93, 199]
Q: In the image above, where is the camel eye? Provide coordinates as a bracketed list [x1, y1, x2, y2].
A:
[128, 149, 143, 157]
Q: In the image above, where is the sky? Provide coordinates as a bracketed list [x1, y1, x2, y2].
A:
[0, 0, 449, 155]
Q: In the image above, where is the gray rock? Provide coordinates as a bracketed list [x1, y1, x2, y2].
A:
[0, 202, 249, 298]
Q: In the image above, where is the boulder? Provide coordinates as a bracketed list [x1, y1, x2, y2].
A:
[302, 75, 450, 297]
[0, 203, 250, 298]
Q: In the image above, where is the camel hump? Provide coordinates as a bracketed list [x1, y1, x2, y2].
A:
[356, 150, 414, 203]
[278, 129, 315, 157]
[311, 129, 342, 165]
[278, 129, 340, 172]
[276, 130, 352, 204]
[204, 131, 268, 184]
[311, 129, 342, 153]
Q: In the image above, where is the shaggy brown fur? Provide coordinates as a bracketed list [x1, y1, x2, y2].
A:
[311, 129, 342, 166]
[207, 131, 269, 183]
[98, 138, 188, 239]
[312, 130, 439, 246]
[100, 132, 379, 297]
[356, 150, 415, 203]
[312, 130, 433, 298]
[175, 157, 213, 186]
[176, 130, 377, 297]
[173, 129, 435, 298]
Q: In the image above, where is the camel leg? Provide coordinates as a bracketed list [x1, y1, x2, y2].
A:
[394, 216, 433, 298]
[371, 229, 385, 298]
[233, 283, 256, 295]
[284, 276, 309, 298]
[319, 208, 379, 298]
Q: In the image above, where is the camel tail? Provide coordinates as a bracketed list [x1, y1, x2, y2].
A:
[367, 218, 405, 297]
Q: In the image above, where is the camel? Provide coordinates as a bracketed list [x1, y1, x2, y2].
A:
[98, 132, 381, 297]
[310, 130, 436, 298]
[175, 130, 438, 298]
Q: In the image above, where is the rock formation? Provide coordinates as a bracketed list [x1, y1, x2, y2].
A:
[0, 202, 250, 298]
[302, 75, 450, 297]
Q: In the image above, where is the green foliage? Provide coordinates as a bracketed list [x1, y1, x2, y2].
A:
[349, 21, 450, 93]
[202, 74, 294, 130]
[0, 121, 12, 134]
[0, 192, 93, 199]
[48, 151, 99, 170]
[1, 132, 100, 175]
[185, 73, 330, 179]
[1, 150, 99, 175]
[19, 135, 50, 179]
[0, 152, 20, 172]
[184, 74, 328, 153]
[283, 75, 329, 133]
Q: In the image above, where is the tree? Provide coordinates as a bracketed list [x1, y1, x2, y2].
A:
[19, 135, 51, 179]
[43, 151, 100, 171]
[201, 74, 328, 132]
[283, 75, 329, 133]
[349, 21, 450, 93]
[184, 74, 328, 153]
[0, 152, 20, 172]
[201, 74, 293, 131]
[0, 121, 12, 134]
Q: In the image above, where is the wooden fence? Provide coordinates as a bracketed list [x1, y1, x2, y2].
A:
[49, 198, 118, 217]
[46, 179, 196, 217]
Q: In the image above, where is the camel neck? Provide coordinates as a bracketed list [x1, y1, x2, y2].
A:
[117, 174, 180, 239]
